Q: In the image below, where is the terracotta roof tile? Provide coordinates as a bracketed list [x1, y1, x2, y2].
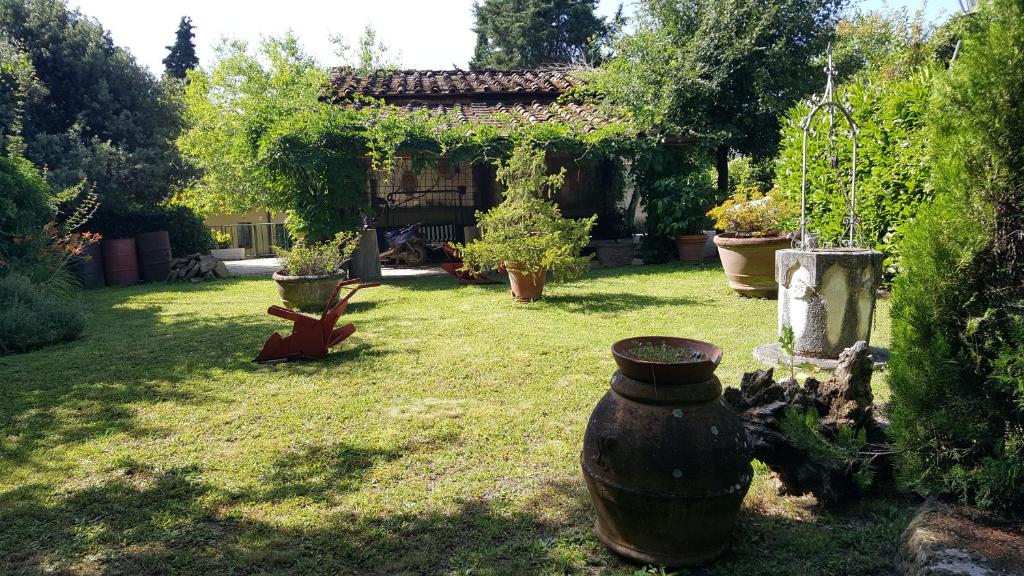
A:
[327, 67, 586, 100]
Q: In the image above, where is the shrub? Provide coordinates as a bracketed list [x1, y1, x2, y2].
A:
[0, 272, 84, 355]
[457, 143, 595, 281]
[275, 231, 359, 277]
[889, 0, 1024, 514]
[86, 204, 213, 257]
[707, 186, 798, 237]
[776, 68, 932, 275]
[0, 154, 53, 254]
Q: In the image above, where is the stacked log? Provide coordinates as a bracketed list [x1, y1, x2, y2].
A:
[167, 254, 231, 282]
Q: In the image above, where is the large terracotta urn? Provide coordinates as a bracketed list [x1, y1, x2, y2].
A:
[582, 337, 752, 567]
[714, 233, 792, 298]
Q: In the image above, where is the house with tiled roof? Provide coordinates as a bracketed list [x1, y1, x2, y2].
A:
[207, 68, 634, 257]
[325, 67, 630, 246]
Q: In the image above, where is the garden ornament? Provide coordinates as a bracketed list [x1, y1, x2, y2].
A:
[762, 45, 885, 367]
[256, 278, 379, 363]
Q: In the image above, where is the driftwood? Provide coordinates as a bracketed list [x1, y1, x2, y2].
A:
[723, 341, 892, 505]
[166, 254, 231, 283]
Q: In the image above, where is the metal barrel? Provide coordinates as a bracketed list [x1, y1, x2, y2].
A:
[102, 238, 139, 286]
[73, 241, 105, 288]
[135, 230, 172, 283]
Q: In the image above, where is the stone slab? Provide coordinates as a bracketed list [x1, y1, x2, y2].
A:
[897, 499, 1024, 576]
[753, 341, 889, 371]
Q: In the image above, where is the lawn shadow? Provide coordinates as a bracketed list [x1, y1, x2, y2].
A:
[0, 437, 919, 576]
[0, 449, 609, 575]
[0, 284, 393, 466]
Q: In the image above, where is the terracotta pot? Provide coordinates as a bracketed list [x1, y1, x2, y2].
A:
[272, 270, 347, 312]
[506, 264, 546, 302]
[714, 233, 792, 298]
[674, 234, 707, 262]
[583, 336, 752, 567]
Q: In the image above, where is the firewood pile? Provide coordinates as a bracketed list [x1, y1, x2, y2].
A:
[723, 341, 892, 505]
[167, 254, 232, 282]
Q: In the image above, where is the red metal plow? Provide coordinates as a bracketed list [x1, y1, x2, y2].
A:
[438, 243, 502, 285]
[256, 279, 379, 363]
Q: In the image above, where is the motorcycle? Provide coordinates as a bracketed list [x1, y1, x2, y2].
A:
[379, 223, 429, 266]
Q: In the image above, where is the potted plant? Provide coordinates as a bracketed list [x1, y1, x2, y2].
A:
[272, 231, 360, 311]
[210, 230, 246, 261]
[649, 177, 716, 263]
[457, 143, 595, 302]
[707, 186, 798, 297]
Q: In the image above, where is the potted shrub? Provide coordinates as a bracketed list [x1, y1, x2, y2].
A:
[457, 143, 595, 302]
[272, 231, 359, 311]
[210, 230, 246, 261]
[649, 177, 716, 263]
[707, 186, 797, 297]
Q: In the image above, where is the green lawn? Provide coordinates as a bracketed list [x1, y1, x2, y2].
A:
[0, 264, 915, 575]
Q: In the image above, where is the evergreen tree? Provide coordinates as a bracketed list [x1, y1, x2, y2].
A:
[593, 0, 845, 196]
[162, 16, 198, 79]
[889, 0, 1024, 514]
[469, 0, 619, 69]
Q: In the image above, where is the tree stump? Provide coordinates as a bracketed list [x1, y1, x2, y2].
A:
[723, 341, 891, 505]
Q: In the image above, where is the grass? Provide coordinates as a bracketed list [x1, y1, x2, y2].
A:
[0, 263, 915, 575]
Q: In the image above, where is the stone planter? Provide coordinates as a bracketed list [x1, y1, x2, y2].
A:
[714, 233, 792, 298]
[349, 228, 382, 281]
[591, 238, 635, 267]
[776, 248, 883, 358]
[211, 247, 246, 261]
[272, 270, 348, 312]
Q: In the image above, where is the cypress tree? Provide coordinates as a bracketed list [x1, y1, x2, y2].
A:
[163, 16, 198, 79]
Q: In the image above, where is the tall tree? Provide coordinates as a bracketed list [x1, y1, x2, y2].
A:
[163, 16, 199, 79]
[0, 0, 212, 255]
[593, 0, 845, 196]
[469, 0, 619, 69]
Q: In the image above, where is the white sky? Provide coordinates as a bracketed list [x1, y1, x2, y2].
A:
[68, 0, 957, 76]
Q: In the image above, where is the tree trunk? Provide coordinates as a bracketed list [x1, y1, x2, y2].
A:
[716, 144, 730, 199]
[722, 341, 892, 505]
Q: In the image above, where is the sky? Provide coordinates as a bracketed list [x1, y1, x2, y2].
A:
[69, 0, 961, 76]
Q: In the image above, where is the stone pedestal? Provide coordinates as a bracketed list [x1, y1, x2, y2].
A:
[775, 248, 883, 359]
[349, 228, 382, 281]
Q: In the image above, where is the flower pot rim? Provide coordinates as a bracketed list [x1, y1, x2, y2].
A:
[673, 233, 707, 241]
[714, 232, 794, 246]
[611, 336, 722, 383]
[272, 269, 348, 282]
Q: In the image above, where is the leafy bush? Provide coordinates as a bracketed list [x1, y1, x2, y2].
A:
[457, 143, 595, 281]
[889, 0, 1024, 514]
[86, 204, 213, 257]
[707, 186, 798, 236]
[0, 272, 84, 355]
[775, 67, 932, 275]
[0, 154, 53, 252]
[275, 231, 359, 277]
